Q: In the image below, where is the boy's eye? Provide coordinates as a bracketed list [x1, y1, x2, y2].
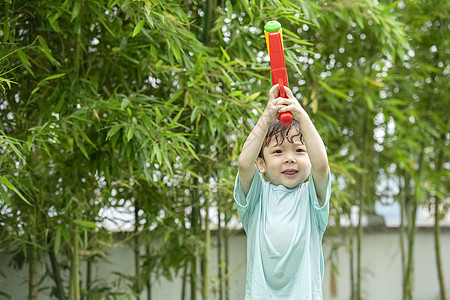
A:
[296, 149, 305, 153]
[273, 150, 282, 154]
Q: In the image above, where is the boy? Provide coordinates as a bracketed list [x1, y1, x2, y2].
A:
[234, 84, 331, 299]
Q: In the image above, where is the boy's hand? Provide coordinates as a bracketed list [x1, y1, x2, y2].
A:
[273, 85, 308, 122]
[264, 84, 288, 122]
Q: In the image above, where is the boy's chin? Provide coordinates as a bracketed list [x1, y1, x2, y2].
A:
[267, 173, 306, 188]
[283, 184, 299, 189]
[284, 180, 304, 189]
[276, 178, 304, 189]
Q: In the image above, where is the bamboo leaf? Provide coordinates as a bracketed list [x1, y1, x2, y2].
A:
[240, 0, 253, 20]
[73, 220, 98, 229]
[71, 0, 81, 22]
[77, 126, 96, 148]
[220, 47, 230, 62]
[190, 106, 201, 123]
[55, 92, 66, 112]
[132, 20, 145, 37]
[165, 89, 183, 106]
[127, 126, 135, 141]
[286, 50, 303, 76]
[364, 93, 374, 110]
[26, 135, 33, 152]
[319, 80, 347, 99]
[226, 1, 233, 20]
[43, 73, 66, 81]
[7, 142, 23, 160]
[155, 106, 163, 122]
[248, 92, 260, 100]
[108, 0, 121, 8]
[368, 79, 384, 87]
[185, 142, 200, 161]
[73, 125, 89, 159]
[164, 231, 171, 242]
[37, 35, 60, 66]
[153, 143, 162, 164]
[0, 176, 31, 205]
[121, 97, 131, 110]
[170, 108, 184, 125]
[106, 124, 122, 140]
[17, 50, 35, 77]
[31, 87, 41, 95]
[282, 28, 313, 46]
[230, 90, 242, 97]
[234, 58, 247, 68]
[0, 184, 11, 205]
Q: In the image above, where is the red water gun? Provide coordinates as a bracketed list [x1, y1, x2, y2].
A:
[264, 21, 292, 127]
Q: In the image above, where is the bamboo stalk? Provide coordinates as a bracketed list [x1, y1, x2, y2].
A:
[86, 256, 91, 300]
[181, 263, 187, 300]
[403, 147, 423, 300]
[69, 224, 80, 300]
[134, 198, 141, 299]
[402, 171, 411, 300]
[202, 0, 216, 46]
[191, 256, 197, 300]
[49, 241, 66, 300]
[356, 201, 363, 300]
[224, 210, 230, 300]
[404, 202, 417, 300]
[349, 230, 355, 300]
[434, 196, 447, 300]
[28, 242, 38, 300]
[203, 196, 210, 300]
[434, 147, 447, 300]
[217, 208, 224, 300]
[399, 169, 406, 281]
[146, 245, 152, 300]
[191, 182, 199, 300]
[356, 111, 369, 300]
[2, 0, 10, 42]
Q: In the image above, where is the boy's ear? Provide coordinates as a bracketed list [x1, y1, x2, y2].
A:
[256, 157, 266, 173]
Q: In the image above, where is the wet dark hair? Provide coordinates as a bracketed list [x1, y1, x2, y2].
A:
[258, 119, 303, 159]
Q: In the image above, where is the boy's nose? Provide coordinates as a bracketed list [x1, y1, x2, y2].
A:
[284, 154, 296, 164]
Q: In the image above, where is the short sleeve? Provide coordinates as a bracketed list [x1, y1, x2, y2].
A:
[307, 167, 331, 231]
[234, 167, 262, 229]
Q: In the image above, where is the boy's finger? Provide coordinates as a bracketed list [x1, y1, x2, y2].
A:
[278, 104, 294, 113]
[269, 84, 280, 99]
[284, 86, 294, 98]
[275, 97, 292, 105]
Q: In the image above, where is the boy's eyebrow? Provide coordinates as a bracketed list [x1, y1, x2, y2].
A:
[269, 143, 282, 148]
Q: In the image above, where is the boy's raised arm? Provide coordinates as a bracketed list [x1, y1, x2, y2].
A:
[238, 86, 281, 196]
[276, 86, 329, 206]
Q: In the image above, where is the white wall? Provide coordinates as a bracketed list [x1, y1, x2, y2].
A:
[1, 227, 449, 300]
[321, 228, 450, 300]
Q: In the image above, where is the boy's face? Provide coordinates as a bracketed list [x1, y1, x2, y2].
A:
[256, 128, 311, 188]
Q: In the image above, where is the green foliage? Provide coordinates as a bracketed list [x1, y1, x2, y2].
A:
[0, 0, 448, 299]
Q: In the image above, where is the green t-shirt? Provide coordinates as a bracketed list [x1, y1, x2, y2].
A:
[234, 168, 331, 300]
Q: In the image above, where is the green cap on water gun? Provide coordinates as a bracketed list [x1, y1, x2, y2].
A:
[264, 20, 282, 32]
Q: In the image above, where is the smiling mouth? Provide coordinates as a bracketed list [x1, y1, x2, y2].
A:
[282, 169, 298, 175]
